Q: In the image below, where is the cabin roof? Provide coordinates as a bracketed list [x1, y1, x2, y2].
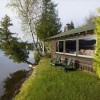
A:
[49, 24, 95, 39]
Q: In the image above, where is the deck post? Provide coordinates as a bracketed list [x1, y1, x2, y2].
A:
[76, 38, 79, 56]
[63, 40, 65, 54]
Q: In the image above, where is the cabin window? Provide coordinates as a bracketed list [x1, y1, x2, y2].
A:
[78, 38, 96, 56]
[56, 42, 59, 52]
[65, 40, 76, 54]
[56, 41, 64, 52]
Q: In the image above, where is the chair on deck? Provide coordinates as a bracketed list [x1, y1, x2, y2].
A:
[51, 55, 62, 66]
[62, 58, 75, 71]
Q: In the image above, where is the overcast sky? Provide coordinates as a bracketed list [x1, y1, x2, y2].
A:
[0, 0, 100, 41]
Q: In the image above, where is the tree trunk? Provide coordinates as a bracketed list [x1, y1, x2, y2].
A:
[42, 41, 45, 55]
[29, 20, 42, 58]
[31, 33, 42, 58]
[24, 60, 36, 65]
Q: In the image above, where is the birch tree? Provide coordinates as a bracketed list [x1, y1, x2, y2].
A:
[8, 0, 42, 58]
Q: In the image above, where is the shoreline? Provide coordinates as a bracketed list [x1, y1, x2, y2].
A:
[14, 68, 34, 97]
[0, 68, 34, 100]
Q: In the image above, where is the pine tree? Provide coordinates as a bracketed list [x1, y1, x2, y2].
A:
[36, 0, 62, 41]
[70, 21, 75, 29]
[0, 15, 33, 65]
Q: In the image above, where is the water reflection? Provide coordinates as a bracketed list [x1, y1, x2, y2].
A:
[0, 50, 34, 97]
[1, 70, 28, 100]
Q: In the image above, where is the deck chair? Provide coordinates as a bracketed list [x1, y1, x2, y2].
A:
[51, 55, 62, 66]
[62, 58, 75, 71]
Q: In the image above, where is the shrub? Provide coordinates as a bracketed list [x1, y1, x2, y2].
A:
[45, 53, 51, 58]
[34, 51, 40, 64]
[94, 9, 100, 78]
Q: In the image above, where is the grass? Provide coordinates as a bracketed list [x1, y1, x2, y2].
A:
[15, 57, 100, 100]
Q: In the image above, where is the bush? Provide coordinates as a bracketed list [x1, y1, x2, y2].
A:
[45, 53, 51, 58]
[34, 51, 40, 64]
[94, 12, 100, 78]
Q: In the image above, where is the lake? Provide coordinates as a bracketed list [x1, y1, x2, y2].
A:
[0, 50, 34, 97]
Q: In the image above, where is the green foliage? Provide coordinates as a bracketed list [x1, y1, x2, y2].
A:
[0, 70, 28, 100]
[0, 15, 13, 42]
[45, 53, 51, 58]
[34, 51, 40, 64]
[36, 0, 62, 41]
[2, 41, 29, 63]
[85, 13, 96, 25]
[0, 15, 30, 63]
[15, 58, 100, 100]
[8, 0, 43, 58]
[70, 21, 75, 29]
[94, 9, 100, 78]
[26, 43, 34, 50]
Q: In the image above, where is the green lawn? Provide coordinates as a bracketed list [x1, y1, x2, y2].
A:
[15, 58, 100, 100]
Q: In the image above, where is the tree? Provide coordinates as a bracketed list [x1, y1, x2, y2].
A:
[0, 15, 33, 65]
[85, 13, 96, 25]
[94, 8, 100, 78]
[70, 21, 75, 29]
[8, 0, 42, 58]
[36, 0, 62, 41]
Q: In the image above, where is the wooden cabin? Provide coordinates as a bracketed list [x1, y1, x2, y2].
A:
[49, 24, 96, 72]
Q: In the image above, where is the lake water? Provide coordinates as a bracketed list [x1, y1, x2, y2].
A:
[0, 50, 34, 97]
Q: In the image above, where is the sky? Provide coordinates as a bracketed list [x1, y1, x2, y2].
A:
[0, 0, 100, 41]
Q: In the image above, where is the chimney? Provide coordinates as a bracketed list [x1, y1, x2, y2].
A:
[64, 23, 70, 32]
